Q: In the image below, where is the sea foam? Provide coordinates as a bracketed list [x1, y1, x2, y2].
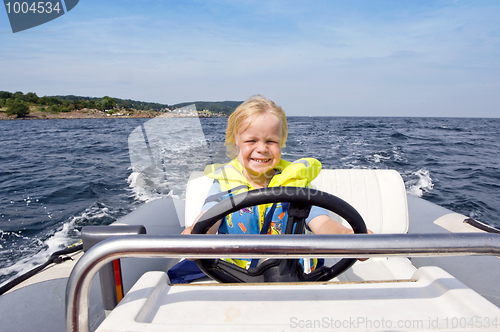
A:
[406, 169, 434, 197]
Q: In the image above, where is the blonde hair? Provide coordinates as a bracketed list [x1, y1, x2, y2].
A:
[225, 95, 288, 158]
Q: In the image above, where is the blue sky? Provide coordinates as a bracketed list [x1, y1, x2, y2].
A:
[1, 0, 499, 117]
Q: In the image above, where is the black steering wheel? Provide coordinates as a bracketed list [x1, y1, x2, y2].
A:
[192, 187, 367, 283]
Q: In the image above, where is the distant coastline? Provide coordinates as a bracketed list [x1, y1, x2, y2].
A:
[0, 107, 225, 121]
[0, 91, 240, 120]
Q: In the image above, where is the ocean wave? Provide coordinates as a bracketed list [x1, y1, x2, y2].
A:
[0, 200, 122, 286]
[127, 171, 169, 203]
[391, 132, 408, 140]
[405, 169, 434, 197]
[0, 221, 74, 286]
[434, 125, 465, 132]
[368, 153, 391, 163]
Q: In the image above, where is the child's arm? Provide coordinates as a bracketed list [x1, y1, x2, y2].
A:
[181, 210, 221, 235]
[307, 215, 355, 235]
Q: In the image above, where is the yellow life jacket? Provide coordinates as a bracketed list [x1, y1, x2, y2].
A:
[204, 158, 322, 269]
[205, 157, 321, 190]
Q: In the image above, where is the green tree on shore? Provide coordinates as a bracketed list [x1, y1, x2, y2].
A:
[6, 99, 30, 118]
[98, 96, 116, 111]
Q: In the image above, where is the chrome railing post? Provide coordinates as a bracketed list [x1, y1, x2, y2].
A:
[66, 233, 500, 332]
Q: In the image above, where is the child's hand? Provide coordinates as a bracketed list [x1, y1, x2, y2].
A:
[181, 226, 193, 235]
[181, 211, 220, 236]
[181, 211, 206, 235]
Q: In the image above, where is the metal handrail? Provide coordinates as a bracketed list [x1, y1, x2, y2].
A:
[66, 233, 500, 332]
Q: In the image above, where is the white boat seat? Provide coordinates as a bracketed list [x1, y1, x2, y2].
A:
[184, 171, 214, 227]
[186, 169, 409, 233]
[310, 169, 409, 234]
[184, 169, 415, 281]
[309, 169, 413, 281]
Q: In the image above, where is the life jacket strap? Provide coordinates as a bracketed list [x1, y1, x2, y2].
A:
[250, 202, 290, 268]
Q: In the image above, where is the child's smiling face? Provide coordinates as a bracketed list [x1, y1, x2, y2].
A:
[235, 112, 282, 187]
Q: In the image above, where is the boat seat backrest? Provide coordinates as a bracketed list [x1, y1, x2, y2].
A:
[184, 171, 214, 228]
[185, 169, 408, 234]
[310, 169, 408, 234]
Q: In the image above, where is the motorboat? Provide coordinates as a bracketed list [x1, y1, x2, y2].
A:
[1, 110, 499, 332]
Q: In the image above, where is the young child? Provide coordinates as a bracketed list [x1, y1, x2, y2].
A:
[182, 95, 358, 241]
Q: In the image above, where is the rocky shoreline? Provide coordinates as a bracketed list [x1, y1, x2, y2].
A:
[0, 108, 208, 120]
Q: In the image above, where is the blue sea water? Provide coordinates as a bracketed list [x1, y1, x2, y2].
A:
[0, 116, 499, 286]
